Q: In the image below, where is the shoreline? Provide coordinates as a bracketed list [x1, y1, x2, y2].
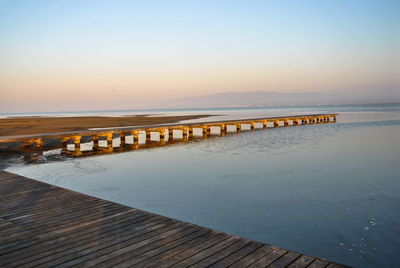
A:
[0, 114, 213, 137]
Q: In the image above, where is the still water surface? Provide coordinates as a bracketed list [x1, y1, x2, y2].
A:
[6, 105, 400, 267]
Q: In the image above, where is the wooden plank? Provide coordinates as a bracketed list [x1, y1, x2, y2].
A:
[0, 207, 132, 254]
[169, 236, 241, 267]
[0, 186, 61, 200]
[308, 259, 330, 268]
[0, 182, 51, 196]
[38, 221, 185, 267]
[129, 230, 217, 268]
[0, 196, 111, 224]
[0, 171, 20, 180]
[0, 211, 145, 257]
[327, 263, 351, 268]
[287, 255, 316, 268]
[0, 187, 88, 208]
[0, 203, 127, 243]
[0, 189, 87, 213]
[93, 225, 204, 267]
[0, 171, 350, 268]
[247, 248, 287, 268]
[147, 234, 231, 268]
[228, 244, 275, 268]
[187, 238, 251, 267]
[268, 251, 301, 267]
[114, 229, 212, 267]
[9, 218, 179, 267]
[3, 197, 116, 224]
[0, 207, 134, 247]
[208, 242, 264, 268]
[0, 211, 153, 264]
[0, 187, 61, 205]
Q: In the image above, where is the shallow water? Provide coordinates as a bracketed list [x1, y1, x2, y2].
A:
[6, 104, 400, 267]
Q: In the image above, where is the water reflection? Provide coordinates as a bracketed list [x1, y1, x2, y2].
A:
[4, 107, 400, 268]
[7, 117, 400, 268]
[4, 117, 335, 164]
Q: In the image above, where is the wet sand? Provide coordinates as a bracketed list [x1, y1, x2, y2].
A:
[0, 115, 211, 136]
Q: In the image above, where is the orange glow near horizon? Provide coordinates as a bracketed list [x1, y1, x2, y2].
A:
[0, 1, 399, 112]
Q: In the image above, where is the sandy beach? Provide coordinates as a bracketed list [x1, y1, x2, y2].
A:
[0, 115, 211, 136]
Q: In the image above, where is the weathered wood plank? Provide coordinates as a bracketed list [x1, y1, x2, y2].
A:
[287, 255, 316, 268]
[115, 228, 212, 268]
[268, 251, 301, 268]
[11, 218, 180, 267]
[0, 198, 114, 227]
[148, 234, 231, 268]
[0, 212, 153, 264]
[129, 230, 217, 268]
[169, 236, 241, 267]
[327, 263, 351, 268]
[308, 259, 330, 268]
[0, 209, 136, 256]
[94, 225, 203, 267]
[0, 204, 128, 244]
[208, 242, 264, 268]
[0, 171, 350, 268]
[229, 244, 275, 268]
[188, 238, 251, 267]
[40, 221, 185, 267]
[0, 190, 87, 214]
[247, 248, 287, 268]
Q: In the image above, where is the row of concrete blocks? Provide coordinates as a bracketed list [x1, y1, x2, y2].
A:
[23, 115, 337, 151]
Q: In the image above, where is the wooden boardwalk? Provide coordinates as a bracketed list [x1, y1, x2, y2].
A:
[0, 170, 349, 268]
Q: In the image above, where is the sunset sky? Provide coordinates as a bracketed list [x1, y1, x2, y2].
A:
[0, 0, 399, 112]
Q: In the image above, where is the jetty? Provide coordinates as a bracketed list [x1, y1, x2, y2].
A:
[0, 170, 349, 267]
[0, 114, 337, 158]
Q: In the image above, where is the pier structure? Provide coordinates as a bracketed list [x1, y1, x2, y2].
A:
[2, 114, 337, 158]
[0, 170, 349, 267]
[23, 138, 43, 148]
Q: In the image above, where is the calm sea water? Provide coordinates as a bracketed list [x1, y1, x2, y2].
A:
[6, 104, 400, 267]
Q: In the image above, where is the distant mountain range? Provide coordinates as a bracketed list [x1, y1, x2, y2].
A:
[161, 91, 397, 108]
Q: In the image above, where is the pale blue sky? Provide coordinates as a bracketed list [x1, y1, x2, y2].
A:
[0, 0, 399, 112]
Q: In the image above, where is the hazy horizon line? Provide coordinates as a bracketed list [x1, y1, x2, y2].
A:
[1, 102, 399, 116]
